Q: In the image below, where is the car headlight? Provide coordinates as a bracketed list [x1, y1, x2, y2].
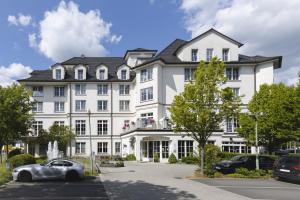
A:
[222, 163, 231, 168]
[13, 169, 19, 173]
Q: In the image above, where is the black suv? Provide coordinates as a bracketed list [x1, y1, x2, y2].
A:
[273, 156, 300, 182]
[213, 155, 275, 174]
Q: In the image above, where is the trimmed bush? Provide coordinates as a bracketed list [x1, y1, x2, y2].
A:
[124, 154, 136, 161]
[9, 154, 36, 168]
[153, 153, 159, 162]
[8, 148, 22, 159]
[112, 155, 123, 161]
[168, 153, 177, 164]
[115, 161, 125, 167]
[181, 155, 199, 164]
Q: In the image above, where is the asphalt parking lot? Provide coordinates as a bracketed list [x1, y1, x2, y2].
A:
[0, 176, 108, 200]
[194, 178, 300, 200]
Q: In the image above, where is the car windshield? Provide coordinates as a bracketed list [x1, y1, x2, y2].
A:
[230, 155, 247, 161]
[40, 159, 57, 166]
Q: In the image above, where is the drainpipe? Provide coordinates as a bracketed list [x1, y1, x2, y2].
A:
[69, 82, 72, 157]
[110, 82, 113, 156]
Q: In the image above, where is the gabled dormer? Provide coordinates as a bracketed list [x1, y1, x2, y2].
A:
[51, 64, 65, 80]
[176, 28, 243, 62]
[74, 65, 87, 80]
[96, 65, 108, 80]
[124, 48, 157, 67]
[117, 65, 130, 80]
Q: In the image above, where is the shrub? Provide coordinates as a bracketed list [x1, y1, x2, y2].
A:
[204, 144, 222, 169]
[181, 155, 199, 164]
[115, 161, 125, 167]
[204, 168, 216, 178]
[112, 155, 123, 161]
[235, 168, 251, 176]
[219, 152, 242, 160]
[8, 148, 22, 159]
[8, 154, 36, 168]
[213, 171, 223, 178]
[227, 173, 245, 178]
[124, 154, 136, 161]
[168, 153, 177, 164]
[153, 153, 159, 162]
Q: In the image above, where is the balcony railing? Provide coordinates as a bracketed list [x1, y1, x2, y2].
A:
[122, 118, 171, 133]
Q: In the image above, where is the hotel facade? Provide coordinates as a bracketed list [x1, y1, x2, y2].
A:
[19, 29, 282, 162]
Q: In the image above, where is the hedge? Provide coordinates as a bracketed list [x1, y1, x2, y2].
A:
[8, 148, 22, 159]
[8, 154, 36, 168]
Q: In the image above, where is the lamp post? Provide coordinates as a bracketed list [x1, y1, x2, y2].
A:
[255, 116, 259, 170]
[88, 109, 93, 173]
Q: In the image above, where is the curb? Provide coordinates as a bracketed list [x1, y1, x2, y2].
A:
[0, 180, 14, 188]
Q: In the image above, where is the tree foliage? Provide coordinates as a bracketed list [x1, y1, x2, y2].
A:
[35, 124, 75, 153]
[169, 57, 240, 174]
[238, 82, 300, 153]
[0, 84, 33, 161]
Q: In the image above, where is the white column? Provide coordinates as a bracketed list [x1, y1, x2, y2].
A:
[135, 137, 141, 161]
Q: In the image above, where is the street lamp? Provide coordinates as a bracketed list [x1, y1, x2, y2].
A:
[88, 109, 93, 173]
[255, 115, 259, 170]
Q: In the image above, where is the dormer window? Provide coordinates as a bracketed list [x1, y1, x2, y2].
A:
[56, 69, 62, 80]
[191, 49, 198, 61]
[99, 69, 105, 80]
[121, 69, 127, 80]
[206, 48, 213, 61]
[222, 49, 229, 61]
[78, 69, 84, 80]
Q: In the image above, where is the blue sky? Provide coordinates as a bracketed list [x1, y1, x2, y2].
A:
[0, 0, 299, 85]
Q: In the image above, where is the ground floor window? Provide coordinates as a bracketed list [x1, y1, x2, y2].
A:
[222, 141, 251, 153]
[115, 142, 121, 154]
[178, 140, 194, 159]
[75, 142, 86, 154]
[162, 141, 169, 158]
[153, 141, 160, 158]
[98, 142, 108, 154]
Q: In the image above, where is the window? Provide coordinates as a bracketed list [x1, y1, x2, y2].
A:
[99, 69, 105, 80]
[56, 69, 62, 80]
[120, 100, 130, 111]
[191, 49, 198, 61]
[75, 120, 86, 135]
[232, 88, 240, 96]
[119, 85, 130, 95]
[226, 117, 238, 133]
[32, 121, 43, 136]
[140, 87, 153, 102]
[222, 49, 229, 61]
[222, 141, 250, 153]
[75, 100, 86, 112]
[98, 100, 108, 111]
[78, 69, 84, 80]
[75, 84, 86, 95]
[97, 120, 108, 135]
[140, 68, 153, 82]
[162, 141, 169, 158]
[226, 67, 239, 80]
[75, 142, 86, 154]
[115, 142, 121, 154]
[54, 121, 64, 126]
[32, 102, 43, 112]
[184, 68, 196, 81]
[54, 86, 65, 97]
[32, 86, 43, 97]
[54, 102, 64, 112]
[97, 84, 108, 95]
[140, 112, 154, 127]
[206, 48, 213, 61]
[97, 142, 108, 154]
[121, 69, 127, 80]
[178, 140, 194, 159]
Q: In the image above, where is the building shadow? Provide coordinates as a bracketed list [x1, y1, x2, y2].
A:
[102, 179, 197, 200]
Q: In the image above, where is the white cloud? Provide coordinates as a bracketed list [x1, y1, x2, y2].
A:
[30, 1, 122, 62]
[179, 0, 300, 85]
[7, 14, 32, 26]
[0, 63, 32, 86]
[28, 33, 38, 49]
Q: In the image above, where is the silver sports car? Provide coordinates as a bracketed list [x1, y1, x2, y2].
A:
[12, 158, 85, 182]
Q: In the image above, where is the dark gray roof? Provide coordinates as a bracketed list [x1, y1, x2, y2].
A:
[19, 57, 136, 82]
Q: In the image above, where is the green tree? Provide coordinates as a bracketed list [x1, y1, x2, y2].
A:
[0, 84, 33, 162]
[169, 57, 240, 175]
[238, 83, 299, 154]
[35, 124, 75, 154]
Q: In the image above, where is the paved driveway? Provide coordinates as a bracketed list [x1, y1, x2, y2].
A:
[194, 178, 300, 200]
[100, 162, 251, 200]
[0, 176, 108, 200]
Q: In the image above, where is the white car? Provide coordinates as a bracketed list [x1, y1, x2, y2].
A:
[12, 159, 84, 182]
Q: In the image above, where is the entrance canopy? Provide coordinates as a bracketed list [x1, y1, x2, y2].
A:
[142, 136, 170, 141]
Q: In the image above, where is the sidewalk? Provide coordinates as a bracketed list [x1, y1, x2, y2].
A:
[100, 162, 252, 200]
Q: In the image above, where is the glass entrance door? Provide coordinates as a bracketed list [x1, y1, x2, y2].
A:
[149, 141, 153, 158]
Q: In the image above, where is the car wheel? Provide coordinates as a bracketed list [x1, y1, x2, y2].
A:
[18, 171, 32, 182]
[65, 170, 79, 182]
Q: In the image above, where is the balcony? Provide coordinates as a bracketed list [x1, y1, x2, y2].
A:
[122, 118, 171, 133]
[32, 91, 44, 97]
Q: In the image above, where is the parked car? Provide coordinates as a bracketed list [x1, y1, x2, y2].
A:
[213, 155, 275, 174]
[12, 158, 84, 182]
[273, 156, 300, 182]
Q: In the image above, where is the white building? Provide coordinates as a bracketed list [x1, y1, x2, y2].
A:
[19, 29, 282, 162]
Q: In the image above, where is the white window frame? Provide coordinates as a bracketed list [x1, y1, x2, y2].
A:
[232, 88, 240, 96]
[99, 69, 105, 80]
[32, 121, 43, 136]
[32, 86, 43, 97]
[119, 100, 130, 111]
[97, 100, 108, 111]
[97, 120, 108, 135]
[75, 120, 86, 135]
[97, 84, 108, 95]
[140, 87, 153, 102]
[115, 142, 121, 154]
[54, 121, 65, 126]
[32, 102, 43, 112]
[97, 142, 108, 154]
[75, 84, 86, 95]
[184, 68, 196, 81]
[191, 49, 198, 61]
[54, 86, 65, 97]
[140, 68, 153, 82]
[121, 69, 127, 80]
[77, 69, 84, 80]
[222, 48, 229, 62]
[75, 142, 86, 154]
[226, 67, 239, 80]
[75, 100, 86, 112]
[56, 69, 62, 80]
[54, 101, 65, 112]
[226, 117, 238, 133]
[119, 85, 130, 95]
[206, 48, 214, 61]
